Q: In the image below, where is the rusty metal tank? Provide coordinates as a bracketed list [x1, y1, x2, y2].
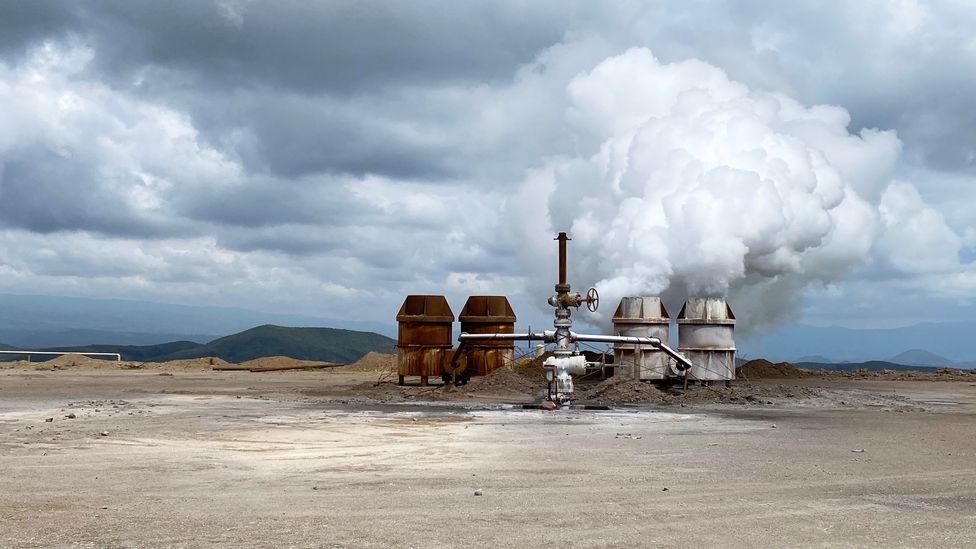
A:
[456, 295, 516, 377]
[396, 295, 454, 386]
[612, 297, 671, 380]
[677, 297, 736, 382]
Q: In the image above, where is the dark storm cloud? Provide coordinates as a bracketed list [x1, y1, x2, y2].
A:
[72, 0, 567, 94]
[0, 146, 183, 238]
[230, 92, 454, 179]
[173, 175, 357, 228]
[0, 1, 78, 57]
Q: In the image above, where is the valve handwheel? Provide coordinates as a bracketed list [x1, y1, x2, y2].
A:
[585, 287, 599, 312]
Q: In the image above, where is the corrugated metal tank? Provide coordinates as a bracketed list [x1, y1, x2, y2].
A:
[396, 295, 454, 385]
[458, 295, 517, 377]
[677, 297, 736, 382]
[612, 297, 671, 380]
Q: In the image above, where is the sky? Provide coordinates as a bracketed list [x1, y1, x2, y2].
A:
[0, 0, 974, 336]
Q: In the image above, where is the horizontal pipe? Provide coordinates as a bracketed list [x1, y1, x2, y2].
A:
[458, 331, 694, 372]
[458, 332, 552, 342]
[569, 333, 693, 371]
[0, 350, 122, 362]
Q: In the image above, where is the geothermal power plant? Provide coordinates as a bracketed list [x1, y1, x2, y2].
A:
[396, 232, 736, 403]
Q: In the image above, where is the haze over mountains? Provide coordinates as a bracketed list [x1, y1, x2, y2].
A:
[0, 293, 396, 347]
[1, 293, 973, 367]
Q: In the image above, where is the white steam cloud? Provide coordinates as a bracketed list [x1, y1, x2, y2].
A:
[508, 48, 953, 334]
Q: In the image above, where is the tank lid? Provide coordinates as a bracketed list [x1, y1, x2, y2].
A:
[396, 295, 454, 323]
[677, 297, 735, 324]
[612, 296, 669, 323]
[458, 295, 516, 323]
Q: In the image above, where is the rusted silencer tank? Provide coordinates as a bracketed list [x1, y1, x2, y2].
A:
[396, 295, 454, 386]
[677, 297, 736, 382]
[458, 296, 516, 377]
[612, 297, 670, 380]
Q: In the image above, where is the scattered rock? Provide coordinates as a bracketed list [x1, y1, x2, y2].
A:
[473, 489, 483, 496]
[99, 431, 109, 437]
[66, 413, 76, 419]
[44, 417, 53, 422]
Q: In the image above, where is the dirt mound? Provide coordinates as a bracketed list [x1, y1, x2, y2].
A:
[132, 357, 233, 371]
[464, 366, 545, 395]
[736, 359, 812, 379]
[581, 377, 667, 405]
[40, 354, 120, 370]
[238, 356, 336, 370]
[511, 352, 550, 379]
[348, 352, 397, 372]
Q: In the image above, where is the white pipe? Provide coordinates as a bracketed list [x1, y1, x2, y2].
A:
[0, 350, 121, 362]
[457, 330, 693, 371]
[458, 332, 551, 342]
[569, 332, 693, 371]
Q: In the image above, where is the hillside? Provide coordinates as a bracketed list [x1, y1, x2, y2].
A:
[793, 360, 943, 372]
[887, 349, 953, 367]
[0, 325, 397, 364]
[160, 325, 396, 363]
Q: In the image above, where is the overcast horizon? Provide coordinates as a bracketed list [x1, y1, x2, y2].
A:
[1, 1, 974, 336]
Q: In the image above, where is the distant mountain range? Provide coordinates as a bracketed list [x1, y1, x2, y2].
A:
[738, 321, 976, 364]
[3, 325, 397, 364]
[0, 293, 397, 347]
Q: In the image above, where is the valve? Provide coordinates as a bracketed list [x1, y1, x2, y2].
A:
[585, 287, 599, 312]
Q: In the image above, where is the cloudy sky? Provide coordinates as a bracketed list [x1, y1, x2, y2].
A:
[0, 0, 974, 334]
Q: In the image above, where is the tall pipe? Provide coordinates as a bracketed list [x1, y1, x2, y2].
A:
[555, 232, 569, 286]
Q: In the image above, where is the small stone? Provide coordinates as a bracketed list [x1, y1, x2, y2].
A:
[473, 489, 483, 496]
[66, 413, 76, 419]
[770, 424, 777, 428]
[45, 418, 53, 422]
[662, 487, 669, 492]
[99, 431, 109, 437]
[99, 506, 108, 510]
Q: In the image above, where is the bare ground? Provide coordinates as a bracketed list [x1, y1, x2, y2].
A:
[2, 362, 976, 548]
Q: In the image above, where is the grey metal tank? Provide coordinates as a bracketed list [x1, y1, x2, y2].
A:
[612, 297, 671, 380]
[677, 298, 736, 382]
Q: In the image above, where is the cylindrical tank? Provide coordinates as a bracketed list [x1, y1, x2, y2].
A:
[458, 295, 517, 377]
[677, 298, 736, 381]
[612, 297, 671, 380]
[396, 295, 454, 385]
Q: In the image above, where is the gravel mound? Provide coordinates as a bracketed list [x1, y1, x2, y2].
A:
[736, 359, 813, 379]
[464, 366, 545, 395]
[581, 377, 667, 405]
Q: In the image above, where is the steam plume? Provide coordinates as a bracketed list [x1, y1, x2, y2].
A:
[508, 48, 916, 334]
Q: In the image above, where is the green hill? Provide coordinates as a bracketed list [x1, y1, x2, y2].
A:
[159, 324, 396, 363]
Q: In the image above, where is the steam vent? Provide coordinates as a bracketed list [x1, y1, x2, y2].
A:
[458, 295, 517, 377]
[612, 297, 671, 380]
[395, 295, 454, 386]
[677, 298, 736, 382]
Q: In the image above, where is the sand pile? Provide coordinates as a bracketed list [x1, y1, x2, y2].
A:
[581, 377, 667, 405]
[736, 359, 812, 379]
[348, 352, 397, 372]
